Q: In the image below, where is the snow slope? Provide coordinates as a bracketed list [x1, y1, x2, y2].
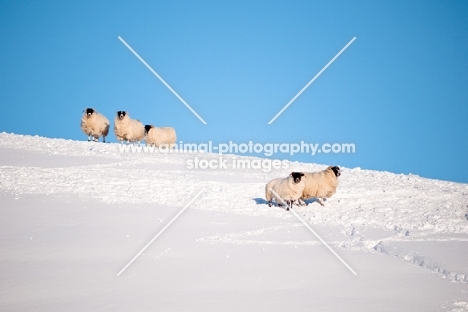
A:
[1, 132, 467, 311]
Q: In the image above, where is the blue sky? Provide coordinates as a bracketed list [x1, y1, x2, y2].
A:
[1, 0, 467, 183]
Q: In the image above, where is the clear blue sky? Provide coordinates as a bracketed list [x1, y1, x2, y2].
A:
[1, 0, 467, 183]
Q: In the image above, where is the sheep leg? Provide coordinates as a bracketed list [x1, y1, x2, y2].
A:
[317, 198, 325, 206]
[268, 200, 272, 207]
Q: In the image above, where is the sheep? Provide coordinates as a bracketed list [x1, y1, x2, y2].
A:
[114, 111, 145, 144]
[80, 108, 110, 142]
[298, 166, 341, 206]
[265, 172, 305, 210]
[144, 125, 177, 148]
[265, 177, 282, 205]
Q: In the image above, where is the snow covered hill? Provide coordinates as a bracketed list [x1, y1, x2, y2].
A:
[1, 132, 467, 311]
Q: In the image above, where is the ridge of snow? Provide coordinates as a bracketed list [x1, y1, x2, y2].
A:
[1, 132, 468, 311]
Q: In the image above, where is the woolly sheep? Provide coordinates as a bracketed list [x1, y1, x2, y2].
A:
[265, 177, 282, 205]
[80, 108, 110, 142]
[299, 166, 341, 206]
[144, 125, 177, 147]
[114, 111, 145, 144]
[265, 172, 305, 210]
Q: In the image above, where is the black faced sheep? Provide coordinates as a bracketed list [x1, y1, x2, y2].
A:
[144, 125, 177, 147]
[80, 108, 110, 142]
[265, 172, 305, 210]
[114, 111, 145, 144]
[299, 166, 341, 206]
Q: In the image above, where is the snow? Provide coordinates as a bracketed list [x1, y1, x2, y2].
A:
[0, 132, 467, 311]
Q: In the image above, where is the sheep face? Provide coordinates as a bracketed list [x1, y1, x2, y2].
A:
[84, 108, 95, 117]
[290, 172, 305, 183]
[331, 166, 341, 177]
[117, 111, 127, 120]
[144, 125, 153, 134]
